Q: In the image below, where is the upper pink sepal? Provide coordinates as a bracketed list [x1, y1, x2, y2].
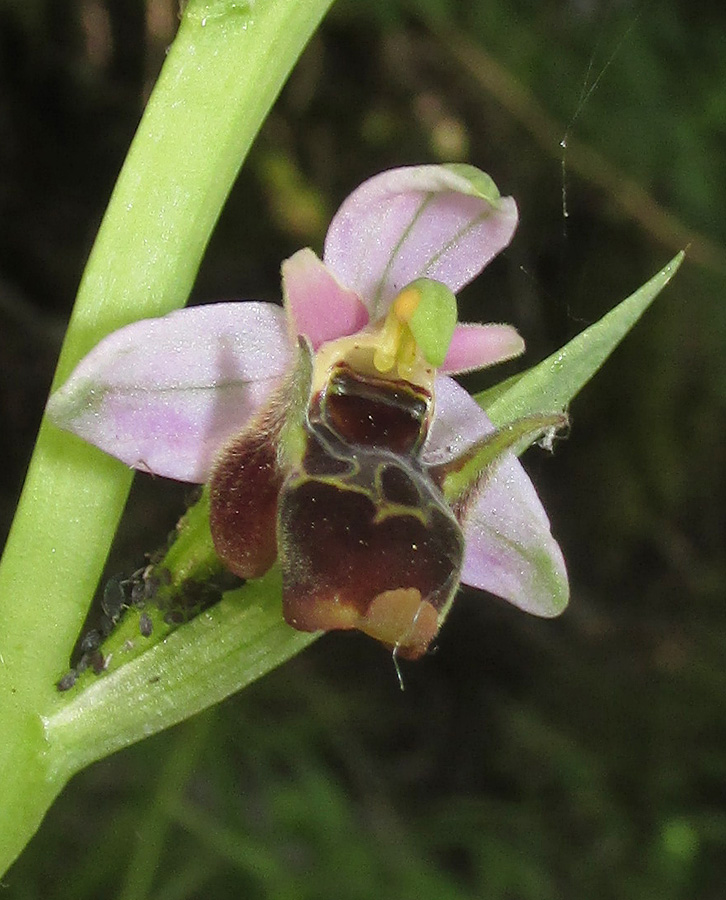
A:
[424, 376, 568, 616]
[46, 302, 293, 483]
[323, 164, 518, 319]
[282, 248, 369, 349]
[441, 323, 525, 374]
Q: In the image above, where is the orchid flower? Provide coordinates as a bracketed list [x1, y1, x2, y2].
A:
[47, 164, 568, 659]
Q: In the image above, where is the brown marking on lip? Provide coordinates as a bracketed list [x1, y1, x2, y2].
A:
[278, 441, 463, 659]
[318, 364, 431, 454]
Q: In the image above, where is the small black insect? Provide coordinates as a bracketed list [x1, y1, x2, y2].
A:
[56, 671, 77, 692]
[139, 612, 153, 637]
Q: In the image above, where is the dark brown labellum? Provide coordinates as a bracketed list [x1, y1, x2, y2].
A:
[278, 421, 464, 660]
[209, 347, 463, 659]
[316, 363, 431, 454]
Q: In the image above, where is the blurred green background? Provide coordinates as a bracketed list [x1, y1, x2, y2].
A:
[1, 0, 725, 897]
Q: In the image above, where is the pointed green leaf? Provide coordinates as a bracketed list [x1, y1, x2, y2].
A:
[46, 484, 315, 778]
[477, 253, 684, 425]
[434, 413, 567, 503]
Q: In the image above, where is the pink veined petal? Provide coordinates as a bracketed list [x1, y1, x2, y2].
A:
[46, 302, 293, 483]
[424, 376, 569, 617]
[282, 248, 369, 349]
[323, 164, 518, 319]
[441, 323, 525, 375]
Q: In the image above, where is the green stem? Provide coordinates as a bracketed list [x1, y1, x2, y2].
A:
[0, 0, 334, 876]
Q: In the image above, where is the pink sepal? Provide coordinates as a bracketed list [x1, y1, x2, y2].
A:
[46, 302, 293, 483]
[324, 165, 518, 319]
[424, 376, 568, 616]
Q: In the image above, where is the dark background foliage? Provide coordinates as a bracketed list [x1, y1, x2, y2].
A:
[1, 0, 725, 897]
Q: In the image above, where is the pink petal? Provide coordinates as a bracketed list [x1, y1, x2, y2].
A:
[46, 302, 293, 483]
[282, 248, 369, 349]
[424, 376, 568, 617]
[323, 165, 518, 319]
[441, 323, 525, 375]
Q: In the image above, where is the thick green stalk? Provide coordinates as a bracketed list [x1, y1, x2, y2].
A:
[0, 0, 334, 875]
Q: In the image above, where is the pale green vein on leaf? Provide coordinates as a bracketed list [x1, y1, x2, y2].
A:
[43, 568, 318, 783]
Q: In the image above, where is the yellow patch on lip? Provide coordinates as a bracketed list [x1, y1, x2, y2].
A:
[282, 587, 439, 659]
[361, 587, 439, 660]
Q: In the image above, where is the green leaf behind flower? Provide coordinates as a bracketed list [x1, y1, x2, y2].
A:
[477, 252, 685, 425]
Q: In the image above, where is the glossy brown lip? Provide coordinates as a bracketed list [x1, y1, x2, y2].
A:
[314, 362, 432, 455]
[210, 341, 463, 661]
[278, 416, 463, 659]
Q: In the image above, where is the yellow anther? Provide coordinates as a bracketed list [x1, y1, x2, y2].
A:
[396, 330, 418, 378]
[373, 285, 427, 377]
[373, 313, 402, 373]
[392, 286, 421, 324]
